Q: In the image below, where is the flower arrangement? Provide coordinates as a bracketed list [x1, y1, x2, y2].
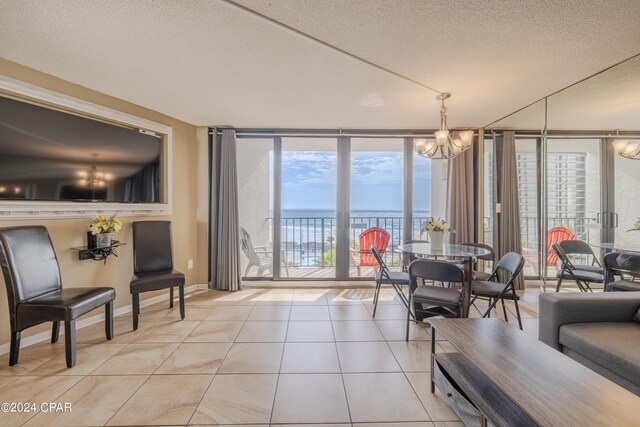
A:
[421, 217, 456, 234]
[629, 218, 640, 232]
[90, 214, 122, 235]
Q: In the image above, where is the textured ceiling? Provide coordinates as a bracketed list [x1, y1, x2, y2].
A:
[1, 0, 639, 128]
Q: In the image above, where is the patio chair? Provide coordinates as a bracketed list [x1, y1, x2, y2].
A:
[553, 243, 603, 292]
[523, 226, 574, 273]
[350, 227, 390, 276]
[240, 227, 289, 277]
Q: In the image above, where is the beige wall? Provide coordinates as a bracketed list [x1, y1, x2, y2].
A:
[0, 59, 206, 346]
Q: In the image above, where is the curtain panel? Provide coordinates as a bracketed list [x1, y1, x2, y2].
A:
[209, 128, 242, 291]
[446, 146, 475, 244]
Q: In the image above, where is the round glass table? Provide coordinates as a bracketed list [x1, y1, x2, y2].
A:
[396, 242, 493, 317]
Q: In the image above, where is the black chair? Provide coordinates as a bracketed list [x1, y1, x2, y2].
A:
[558, 240, 603, 274]
[0, 226, 115, 368]
[470, 252, 524, 330]
[460, 242, 495, 280]
[371, 246, 410, 317]
[131, 221, 185, 330]
[553, 243, 603, 292]
[406, 259, 465, 341]
[604, 252, 640, 292]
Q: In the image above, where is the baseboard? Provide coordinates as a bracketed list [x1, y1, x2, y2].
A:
[0, 284, 208, 356]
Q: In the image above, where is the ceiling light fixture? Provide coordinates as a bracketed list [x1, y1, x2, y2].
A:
[414, 93, 474, 160]
[77, 154, 111, 188]
[612, 133, 640, 160]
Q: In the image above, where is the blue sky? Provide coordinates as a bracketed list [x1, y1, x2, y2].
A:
[281, 151, 432, 211]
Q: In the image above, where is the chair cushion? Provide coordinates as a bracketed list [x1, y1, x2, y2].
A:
[413, 285, 461, 305]
[471, 280, 517, 299]
[608, 280, 640, 292]
[130, 269, 185, 293]
[559, 322, 640, 387]
[375, 271, 410, 285]
[556, 269, 604, 283]
[17, 287, 115, 322]
[572, 264, 604, 274]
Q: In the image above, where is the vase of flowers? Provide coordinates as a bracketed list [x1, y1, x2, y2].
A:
[421, 217, 456, 250]
[90, 214, 122, 248]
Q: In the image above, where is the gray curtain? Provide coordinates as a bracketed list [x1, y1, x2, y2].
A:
[494, 131, 525, 289]
[446, 147, 474, 244]
[209, 128, 242, 291]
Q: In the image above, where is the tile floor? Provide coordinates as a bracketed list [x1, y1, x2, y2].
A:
[0, 286, 541, 426]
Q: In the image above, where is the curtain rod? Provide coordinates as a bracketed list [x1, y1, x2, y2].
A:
[487, 130, 640, 139]
[208, 130, 478, 138]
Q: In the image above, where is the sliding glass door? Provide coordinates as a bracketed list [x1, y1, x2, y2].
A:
[612, 140, 640, 249]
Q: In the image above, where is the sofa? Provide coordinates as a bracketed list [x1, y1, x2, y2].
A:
[539, 292, 640, 396]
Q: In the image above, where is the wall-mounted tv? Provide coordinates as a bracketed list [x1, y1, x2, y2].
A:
[0, 95, 161, 203]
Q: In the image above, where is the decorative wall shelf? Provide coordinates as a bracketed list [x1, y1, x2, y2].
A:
[72, 242, 125, 263]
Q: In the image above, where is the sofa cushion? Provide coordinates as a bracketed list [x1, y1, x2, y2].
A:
[559, 322, 640, 387]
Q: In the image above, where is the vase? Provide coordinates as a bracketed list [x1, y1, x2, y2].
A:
[96, 233, 112, 248]
[428, 231, 446, 250]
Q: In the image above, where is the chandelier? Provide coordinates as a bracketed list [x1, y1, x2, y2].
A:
[77, 154, 112, 188]
[612, 139, 640, 160]
[414, 92, 474, 160]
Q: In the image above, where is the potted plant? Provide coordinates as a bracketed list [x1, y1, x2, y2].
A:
[90, 214, 123, 248]
[421, 217, 456, 250]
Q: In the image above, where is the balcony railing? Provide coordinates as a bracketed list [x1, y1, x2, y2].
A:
[276, 215, 596, 270]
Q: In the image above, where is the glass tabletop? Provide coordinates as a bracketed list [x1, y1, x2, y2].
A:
[590, 242, 640, 253]
[396, 243, 491, 258]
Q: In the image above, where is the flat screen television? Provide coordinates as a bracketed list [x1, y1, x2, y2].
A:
[0, 95, 161, 203]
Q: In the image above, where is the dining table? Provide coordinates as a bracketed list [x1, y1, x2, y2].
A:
[396, 242, 493, 318]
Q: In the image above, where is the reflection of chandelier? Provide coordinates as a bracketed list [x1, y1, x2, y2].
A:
[414, 93, 473, 160]
[77, 154, 112, 188]
[613, 139, 640, 160]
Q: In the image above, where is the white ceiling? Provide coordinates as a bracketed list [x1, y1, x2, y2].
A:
[1, 0, 639, 128]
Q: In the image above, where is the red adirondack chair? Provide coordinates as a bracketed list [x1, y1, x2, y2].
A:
[523, 226, 574, 272]
[350, 227, 391, 276]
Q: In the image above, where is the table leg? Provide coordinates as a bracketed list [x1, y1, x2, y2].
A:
[430, 326, 436, 393]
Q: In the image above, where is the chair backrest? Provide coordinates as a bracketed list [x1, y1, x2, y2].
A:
[559, 240, 599, 266]
[132, 221, 174, 274]
[604, 252, 640, 279]
[240, 227, 261, 265]
[491, 252, 525, 285]
[546, 227, 574, 266]
[552, 243, 575, 271]
[409, 258, 465, 284]
[371, 246, 391, 278]
[358, 227, 390, 266]
[0, 226, 62, 328]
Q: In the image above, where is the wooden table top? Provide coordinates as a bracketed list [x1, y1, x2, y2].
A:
[429, 318, 640, 427]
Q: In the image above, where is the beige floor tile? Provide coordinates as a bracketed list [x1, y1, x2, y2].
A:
[218, 343, 284, 373]
[326, 289, 369, 304]
[358, 423, 433, 427]
[280, 342, 341, 373]
[329, 304, 373, 320]
[0, 376, 18, 389]
[191, 374, 278, 424]
[236, 321, 288, 342]
[255, 289, 294, 304]
[343, 372, 429, 423]
[135, 303, 174, 321]
[286, 321, 335, 342]
[336, 341, 401, 373]
[289, 305, 331, 321]
[292, 289, 329, 305]
[375, 320, 430, 341]
[332, 320, 384, 341]
[275, 425, 351, 427]
[164, 305, 213, 321]
[156, 342, 232, 374]
[405, 372, 460, 422]
[0, 375, 83, 426]
[91, 343, 178, 375]
[23, 375, 148, 427]
[271, 374, 350, 424]
[387, 341, 431, 372]
[185, 320, 244, 342]
[205, 305, 253, 321]
[135, 320, 200, 343]
[107, 374, 212, 426]
[248, 305, 292, 321]
[0, 341, 66, 376]
[77, 320, 158, 345]
[29, 343, 126, 376]
[365, 303, 408, 319]
[434, 422, 465, 427]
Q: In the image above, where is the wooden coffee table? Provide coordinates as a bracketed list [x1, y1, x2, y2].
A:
[429, 318, 640, 426]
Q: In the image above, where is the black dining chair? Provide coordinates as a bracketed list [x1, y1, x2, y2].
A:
[406, 259, 466, 341]
[0, 226, 115, 368]
[553, 243, 603, 292]
[371, 246, 411, 317]
[470, 252, 524, 330]
[130, 221, 185, 330]
[558, 240, 603, 274]
[460, 242, 495, 280]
